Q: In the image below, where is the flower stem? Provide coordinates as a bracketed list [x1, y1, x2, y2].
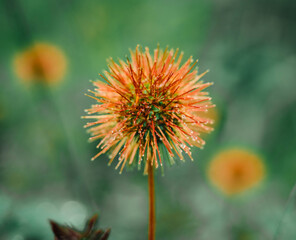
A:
[148, 162, 156, 240]
[273, 181, 296, 240]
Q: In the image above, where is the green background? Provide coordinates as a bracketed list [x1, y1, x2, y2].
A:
[1, 0, 296, 239]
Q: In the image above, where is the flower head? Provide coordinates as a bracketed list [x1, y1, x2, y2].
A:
[14, 42, 67, 85]
[207, 148, 265, 195]
[83, 45, 215, 174]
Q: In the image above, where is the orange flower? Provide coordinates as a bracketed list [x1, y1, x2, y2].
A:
[83, 46, 215, 174]
[14, 43, 67, 85]
[198, 106, 219, 127]
[208, 148, 265, 195]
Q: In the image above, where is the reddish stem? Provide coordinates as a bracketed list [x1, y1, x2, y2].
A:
[148, 162, 155, 240]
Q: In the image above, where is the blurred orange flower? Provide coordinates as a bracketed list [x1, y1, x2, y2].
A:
[208, 148, 265, 195]
[198, 106, 218, 126]
[14, 43, 67, 85]
[83, 45, 215, 174]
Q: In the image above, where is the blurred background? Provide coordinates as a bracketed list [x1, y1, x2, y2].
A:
[1, 0, 296, 239]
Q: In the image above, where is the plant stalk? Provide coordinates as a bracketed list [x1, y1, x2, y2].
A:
[148, 162, 156, 240]
[273, 181, 296, 240]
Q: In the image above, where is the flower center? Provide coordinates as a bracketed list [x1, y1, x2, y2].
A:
[118, 92, 177, 136]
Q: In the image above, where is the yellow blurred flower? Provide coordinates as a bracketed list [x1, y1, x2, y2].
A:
[199, 106, 219, 126]
[14, 43, 67, 85]
[198, 107, 219, 137]
[207, 148, 265, 195]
